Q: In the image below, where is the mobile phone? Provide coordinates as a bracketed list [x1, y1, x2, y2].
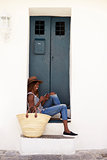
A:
[44, 93, 49, 97]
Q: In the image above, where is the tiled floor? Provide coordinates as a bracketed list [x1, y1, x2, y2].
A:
[0, 149, 107, 160]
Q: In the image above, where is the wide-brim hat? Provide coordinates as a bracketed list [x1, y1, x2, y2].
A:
[28, 76, 43, 85]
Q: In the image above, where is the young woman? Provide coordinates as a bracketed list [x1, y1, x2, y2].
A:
[27, 76, 78, 137]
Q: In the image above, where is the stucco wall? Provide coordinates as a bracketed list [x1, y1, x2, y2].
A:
[0, 0, 107, 150]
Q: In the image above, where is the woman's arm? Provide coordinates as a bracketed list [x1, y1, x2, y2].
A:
[26, 94, 37, 117]
[27, 94, 35, 111]
[35, 96, 46, 107]
[41, 92, 56, 106]
[41, 94, 50, 106]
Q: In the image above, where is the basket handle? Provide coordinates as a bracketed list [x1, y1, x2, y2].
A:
[26, 106, 37, 118]
[26, 107, 30, 118]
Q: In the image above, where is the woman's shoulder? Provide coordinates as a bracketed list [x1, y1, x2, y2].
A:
[27, 92, 34, 95]
[27, 92, 36, 101]
[27, 92, 38, 98]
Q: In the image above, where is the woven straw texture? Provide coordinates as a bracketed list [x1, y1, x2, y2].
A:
[17, 113, 51, 138]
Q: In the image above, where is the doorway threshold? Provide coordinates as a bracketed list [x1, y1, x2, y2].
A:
[49, 118, 71, 123]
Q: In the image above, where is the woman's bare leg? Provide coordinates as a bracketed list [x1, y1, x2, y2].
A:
[63, 120, 70, 133]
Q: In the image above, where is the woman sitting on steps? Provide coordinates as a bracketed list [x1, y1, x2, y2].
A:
[26, 76, 78, 137]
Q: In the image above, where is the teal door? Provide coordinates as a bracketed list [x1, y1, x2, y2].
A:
[29, 16, 70, 106]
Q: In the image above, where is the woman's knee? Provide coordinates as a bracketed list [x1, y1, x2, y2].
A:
[60, 104, 67, 110]
[48, 94, 56, 100]
[50, 94, 59, 101]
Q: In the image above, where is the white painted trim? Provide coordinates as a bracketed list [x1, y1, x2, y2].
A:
[29, 8, 71, 17]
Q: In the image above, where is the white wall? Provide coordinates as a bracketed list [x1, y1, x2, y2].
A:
[0, 0, 107, 150]
[71, 4, 107, 149]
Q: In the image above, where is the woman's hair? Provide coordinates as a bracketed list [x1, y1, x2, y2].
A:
[27, 81, 37, 93]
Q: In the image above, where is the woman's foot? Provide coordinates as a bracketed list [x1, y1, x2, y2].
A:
[63, 131, 78, 137]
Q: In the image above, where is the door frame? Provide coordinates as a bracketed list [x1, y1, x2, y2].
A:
[28, 8, 72, 117]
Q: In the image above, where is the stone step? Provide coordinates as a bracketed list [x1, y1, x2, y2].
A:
[19, 135, 76, 155]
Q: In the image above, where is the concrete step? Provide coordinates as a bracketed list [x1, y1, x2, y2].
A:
[19, 135, 76, 155]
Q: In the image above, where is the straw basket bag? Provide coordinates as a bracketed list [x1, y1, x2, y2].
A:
[17, 113, 51, 138]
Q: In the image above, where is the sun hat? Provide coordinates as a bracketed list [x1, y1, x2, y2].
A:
[28, 76, 43, 85]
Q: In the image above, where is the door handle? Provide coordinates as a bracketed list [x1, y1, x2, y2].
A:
[51, 56, 54, 60]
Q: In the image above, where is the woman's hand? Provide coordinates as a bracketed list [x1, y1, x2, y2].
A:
[44, 93, 50, 99]
[40, 96, 45, 102]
